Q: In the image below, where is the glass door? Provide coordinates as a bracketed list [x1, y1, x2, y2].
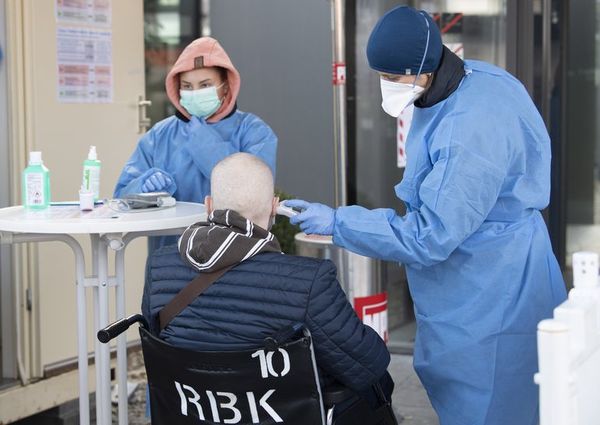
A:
[420, 0, 507, 66]
[563, 0, 600, 282]
[144, 0, 204, 124]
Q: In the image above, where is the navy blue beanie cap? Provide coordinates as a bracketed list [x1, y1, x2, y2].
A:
[367, 6, 442, 75]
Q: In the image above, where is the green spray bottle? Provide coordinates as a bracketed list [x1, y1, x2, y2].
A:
[82, 146, 101, 201]
[22, 151, 51, 209]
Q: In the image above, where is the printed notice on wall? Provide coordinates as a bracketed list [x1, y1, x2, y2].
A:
[57, 27, 112, 103]
[56, 0, 111, 27]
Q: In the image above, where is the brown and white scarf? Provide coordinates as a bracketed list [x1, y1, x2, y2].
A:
[178, 209, 281, 273]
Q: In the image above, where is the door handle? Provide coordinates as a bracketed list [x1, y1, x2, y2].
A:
[138, 96, 152, 134]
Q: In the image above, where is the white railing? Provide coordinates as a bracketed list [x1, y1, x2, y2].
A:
[535, 252, 600, 425]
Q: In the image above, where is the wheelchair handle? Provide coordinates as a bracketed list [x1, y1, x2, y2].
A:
[97, 314, 147, 343]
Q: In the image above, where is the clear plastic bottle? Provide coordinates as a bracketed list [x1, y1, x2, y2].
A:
[22, 151, 51, 209]
[82, 146, 101, 201]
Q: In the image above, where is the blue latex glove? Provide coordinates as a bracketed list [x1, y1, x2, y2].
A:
[141, 170, 174, 193]
[183, 115, 209, 137]
[286, 199, 336, 235]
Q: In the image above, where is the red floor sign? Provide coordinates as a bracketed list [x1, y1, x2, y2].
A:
[354, 293, 388, 343]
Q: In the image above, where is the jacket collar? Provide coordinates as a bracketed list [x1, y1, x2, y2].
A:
[415, 46, 465, 108]
[178, 209, 281, 273]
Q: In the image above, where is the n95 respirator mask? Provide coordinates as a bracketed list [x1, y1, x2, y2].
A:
[380, 78, 425, 118]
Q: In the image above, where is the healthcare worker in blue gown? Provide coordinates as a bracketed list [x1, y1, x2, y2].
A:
[287, 6, 566, 425]
[114, 37, 277, 255]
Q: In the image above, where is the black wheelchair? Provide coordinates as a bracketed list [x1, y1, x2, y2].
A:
[98, 314, 399, 425]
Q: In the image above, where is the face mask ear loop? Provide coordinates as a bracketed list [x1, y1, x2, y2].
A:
[215, 81, 227, 102]
[413, 12, 431, 89]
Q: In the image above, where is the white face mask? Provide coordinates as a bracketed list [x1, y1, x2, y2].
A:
[380, 78, 425, 117]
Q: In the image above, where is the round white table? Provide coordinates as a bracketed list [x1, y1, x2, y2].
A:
[0, 202, 206, 425]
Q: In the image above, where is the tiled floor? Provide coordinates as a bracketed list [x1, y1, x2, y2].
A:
[388, 322, 416, 354]
[389, 355, 439, 425]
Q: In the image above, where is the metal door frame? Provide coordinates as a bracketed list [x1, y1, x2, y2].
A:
[506, 0, 534, 93]
[548, 0, 568, 271]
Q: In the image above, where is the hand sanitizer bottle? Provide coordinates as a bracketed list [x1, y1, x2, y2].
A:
[22, 151, 51, 209]
[82, 146, 101, 201]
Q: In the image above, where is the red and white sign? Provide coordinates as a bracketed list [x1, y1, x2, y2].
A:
[354, 292, 388, 343]
[332, 62, 346, 85]
[397, 106, 414, 168]
[445, 42, 464, 60]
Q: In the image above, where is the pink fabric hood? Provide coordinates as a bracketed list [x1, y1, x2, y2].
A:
[165, 37, 241, 123]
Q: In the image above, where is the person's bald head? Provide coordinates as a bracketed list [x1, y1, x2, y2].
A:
[206, 153, 278, 229]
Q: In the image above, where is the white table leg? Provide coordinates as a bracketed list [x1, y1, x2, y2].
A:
[99, 241, 112, 424]
[99, 229, 186, 425]
[92, 235, 112, 425]
[76, 258, 90, 425]
[91, 235, 104, 425]
[115, 245, 128, 425]
[5, 233, 92, 425]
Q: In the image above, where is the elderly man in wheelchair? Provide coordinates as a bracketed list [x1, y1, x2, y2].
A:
[99, 153, 397, 425]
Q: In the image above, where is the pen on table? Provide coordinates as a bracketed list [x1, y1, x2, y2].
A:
[50, 201, 104, 206]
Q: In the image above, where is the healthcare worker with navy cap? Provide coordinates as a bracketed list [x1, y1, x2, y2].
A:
[287, 6, 566, 425]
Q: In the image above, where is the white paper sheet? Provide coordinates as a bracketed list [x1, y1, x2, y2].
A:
[57, 27, 112, 103]
[56, 0, 111, 27]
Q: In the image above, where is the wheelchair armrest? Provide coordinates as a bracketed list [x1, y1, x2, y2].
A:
[323, 384, 356, 406]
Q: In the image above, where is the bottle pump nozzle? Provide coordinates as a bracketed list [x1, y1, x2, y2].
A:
[88, 146, 97, 161]
[29, 151, 43, 165]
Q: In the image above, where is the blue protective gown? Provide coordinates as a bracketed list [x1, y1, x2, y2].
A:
[114, 110, 277, 253]
[333, 61, 566, 425]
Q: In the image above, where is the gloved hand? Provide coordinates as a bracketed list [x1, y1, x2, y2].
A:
[180, 115, 205, 137]
[188, 115, 207, 129]
[141, 170, 174, 193]
[183, 115, 223, 142]
[286, 199, 336, 236]
[184, 115, 214, 135]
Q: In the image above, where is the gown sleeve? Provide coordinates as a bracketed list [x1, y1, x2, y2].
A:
[113, 129, 162, 197]
[333, 120, 508, 267]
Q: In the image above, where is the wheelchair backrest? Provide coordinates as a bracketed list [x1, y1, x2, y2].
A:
[140, 327, 326, 424]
